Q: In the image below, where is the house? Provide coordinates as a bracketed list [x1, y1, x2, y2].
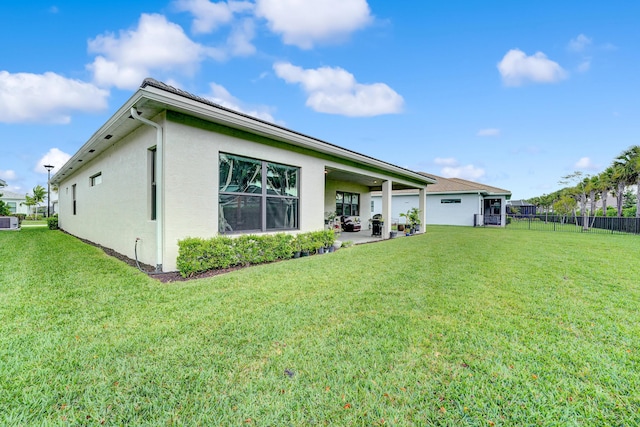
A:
[372, 173, 511, 227]
[0, 190, 30, 215]
[51, 79, 435, 272]
[507, 199, 536, 215]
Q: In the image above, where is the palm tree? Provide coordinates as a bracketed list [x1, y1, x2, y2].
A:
[612, 146, 640, 217]
[598, 167, 615, 216]
[21, 185, 47, 219]
[584, 175, 601, 218]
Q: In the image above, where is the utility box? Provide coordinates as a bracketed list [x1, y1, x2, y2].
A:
[0, 216, 20, 230]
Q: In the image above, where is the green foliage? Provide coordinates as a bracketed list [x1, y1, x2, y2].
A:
[400, 207, 421, 226]
[595, 206, 618, 217]
[623, 206, 637, 218]
[0, 192, 9, 216]
[46, 214, 58, 230]
[177, 233, 298, 277]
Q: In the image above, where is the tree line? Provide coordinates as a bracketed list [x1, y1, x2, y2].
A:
[526, 145, 640, 221]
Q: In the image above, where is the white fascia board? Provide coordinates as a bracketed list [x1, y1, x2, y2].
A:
[51, 91, 146, 185]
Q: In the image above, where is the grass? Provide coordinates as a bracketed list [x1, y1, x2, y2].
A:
[1, 226, 639, 425]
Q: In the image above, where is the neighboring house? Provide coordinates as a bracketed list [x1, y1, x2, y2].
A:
[372, 173, 511, 227]
[51, 78, 435, 272]
[0, 179, 6, 187]
[507, 199, 536, 215]
[0, 190, 30, 215]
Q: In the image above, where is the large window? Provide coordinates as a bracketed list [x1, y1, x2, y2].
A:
[336, 191, 359, 216]
[219, 153, 299, 233]
[7, 202, 16, 214]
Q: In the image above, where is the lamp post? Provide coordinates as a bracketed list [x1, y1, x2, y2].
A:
[44, 164, 54, 217]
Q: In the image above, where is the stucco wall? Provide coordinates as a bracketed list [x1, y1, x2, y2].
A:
[56, 108, 430, 272]
[324, 179, 371, 219]
[371, 194, 418, 224]
[57, 121, 159, 267]
[426, 193, 483, 226]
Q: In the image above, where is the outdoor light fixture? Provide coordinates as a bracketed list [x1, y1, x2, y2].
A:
[44, 164, 54, 218]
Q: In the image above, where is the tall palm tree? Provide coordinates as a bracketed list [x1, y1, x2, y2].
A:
[612, 146, 640, 217]
[585, 175, 600, 216]
[598, 167, 615, 216]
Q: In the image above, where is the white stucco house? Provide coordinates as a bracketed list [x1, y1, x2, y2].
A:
[372, 173, 511, 227]
[0, 190, 30, 215]
[51, 79, 435, 272]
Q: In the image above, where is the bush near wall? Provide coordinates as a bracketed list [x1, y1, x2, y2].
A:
[47, 215, 59, 230]
[177, 230, 336, 278]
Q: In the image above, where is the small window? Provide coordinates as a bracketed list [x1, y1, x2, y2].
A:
[72, 184, 77, 215]
[90, 173, 102, 186]
[149, 147, 157, 220]
[441, 198, 461, 204]
[7, 202, 16, 214]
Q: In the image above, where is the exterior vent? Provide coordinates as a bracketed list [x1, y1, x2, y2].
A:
[0, 216, 19, 230]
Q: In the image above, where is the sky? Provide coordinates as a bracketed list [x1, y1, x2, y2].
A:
[1, 1, 639, 200]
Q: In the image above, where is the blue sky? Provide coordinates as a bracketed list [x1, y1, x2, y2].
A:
[1, 1, 639, 200]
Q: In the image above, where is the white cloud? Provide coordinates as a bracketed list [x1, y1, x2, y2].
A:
[568, 34, 592, 52]
[35, 148, 72, 173]
[87, 13, 220, 90]
[255, 0, 372, 49]
[204, 82, 276, 122]
[227, 18, 256, 56]
[497, 49, 567, 87]
[0, 169, 17, 181]
[574, 156, 598, 171]
[273, 62, 403, 117]
[577, 58, 591, 72]
[441, 164, 486, 181]
[434, 157, 458, 166]
[477, 128, 501, 137]
[0, 71, 109, 124]
[174, 0, 253, 34]
[434, 157, 485, 180]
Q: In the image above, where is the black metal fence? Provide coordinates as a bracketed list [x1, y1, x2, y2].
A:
[507, 214, 640, 235]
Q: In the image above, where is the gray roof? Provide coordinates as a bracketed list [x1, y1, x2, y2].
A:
[0, 178, 6, 187]
[0, 190, 25, 200]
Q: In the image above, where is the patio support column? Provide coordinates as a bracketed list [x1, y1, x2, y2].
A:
[500, 197, 507, 226]
[382, 180, 392, 239]
[419, 187, 426, 233]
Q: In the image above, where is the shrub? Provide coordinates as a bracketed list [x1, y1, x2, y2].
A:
[47, 215, 59, 230]
[177, 233, 297, 277]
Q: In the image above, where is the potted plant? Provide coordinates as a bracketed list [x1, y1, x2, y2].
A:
[295, 233, 311, 257]
[400, 208, 421, 234]
[321, 228, 336, 252]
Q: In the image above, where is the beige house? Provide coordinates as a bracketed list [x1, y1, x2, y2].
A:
[51, 79, 434, 272]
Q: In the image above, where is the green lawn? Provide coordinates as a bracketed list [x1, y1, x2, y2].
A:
[1, 227, 639, 425]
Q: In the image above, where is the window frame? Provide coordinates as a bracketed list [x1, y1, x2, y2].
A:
[218, 153, 299, 234]
[335, 191, 360, 216]
[90, 172, 102, 187]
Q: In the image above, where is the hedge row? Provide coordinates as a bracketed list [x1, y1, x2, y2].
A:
[177, 230, 336, 278]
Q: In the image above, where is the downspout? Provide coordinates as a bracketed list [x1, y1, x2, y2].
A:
[131, 108, 164, 272]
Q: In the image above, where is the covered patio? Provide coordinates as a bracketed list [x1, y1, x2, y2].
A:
[324, 166, 434, 240]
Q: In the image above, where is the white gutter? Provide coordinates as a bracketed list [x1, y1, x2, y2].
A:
[130, 108, 164, 272]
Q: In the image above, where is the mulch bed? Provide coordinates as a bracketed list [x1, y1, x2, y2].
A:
[64, 231, 242, 283]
